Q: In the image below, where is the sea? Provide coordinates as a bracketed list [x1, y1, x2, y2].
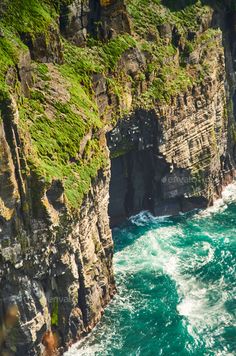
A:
[65, 183, 236, 356]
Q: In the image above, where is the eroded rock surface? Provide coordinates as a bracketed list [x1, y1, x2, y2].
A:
[0, 94, 115, 354]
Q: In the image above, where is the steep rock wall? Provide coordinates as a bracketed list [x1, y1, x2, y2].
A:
[107, 51, 233, 223]
[60, 0, 131, 45]
[0, 96, 114, 355]
[107, 2, 236, 225]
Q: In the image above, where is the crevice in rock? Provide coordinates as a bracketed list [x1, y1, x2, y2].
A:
[76, 246, 89, 327]
[0, 98, 30, 232]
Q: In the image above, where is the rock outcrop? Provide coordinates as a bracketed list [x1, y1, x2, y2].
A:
[107, 30, 234, 223]
[60, 0, 131, 45]
[105, 0, 236, 225]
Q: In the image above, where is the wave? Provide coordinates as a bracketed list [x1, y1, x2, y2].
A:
[129, 210, 170, 226]
[197, 182, 236, 218]
[65, 182, 236, 356]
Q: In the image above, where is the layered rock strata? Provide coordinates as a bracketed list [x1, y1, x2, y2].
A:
[107, 42, 234, 223]
[0, 92, 115, 354]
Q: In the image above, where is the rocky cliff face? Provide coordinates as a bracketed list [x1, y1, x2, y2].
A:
[0, 98, 115, 356]
[107, 34, 232, 223]
[60, 0, 131, 44]
[107, 1, 236, 225]
[0, 0, 236, 354]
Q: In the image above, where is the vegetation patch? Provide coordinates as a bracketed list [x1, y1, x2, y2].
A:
[1, 0, 56, 35]
[0, 0, 225, 207]
[19, 59, 106, 208]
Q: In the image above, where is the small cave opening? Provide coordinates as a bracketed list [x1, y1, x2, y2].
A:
[108, 149, 165, 226]
[108, 148, 209, 227]
[106, 109, 165, 226]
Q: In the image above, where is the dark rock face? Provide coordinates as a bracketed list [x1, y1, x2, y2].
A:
[97, 0, 131, 40]
[105, 2, 236, 227]
[21, 26, 63, 64]
[60, 0, 91, 45]
[60, 0, 131, 45]
[109, 151, 153, 225]
[109, 149, 209, 226]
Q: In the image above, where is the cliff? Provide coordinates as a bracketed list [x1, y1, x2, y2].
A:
[0, 0, 235, 354]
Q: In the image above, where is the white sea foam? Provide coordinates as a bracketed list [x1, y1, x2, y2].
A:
[129, 210, 170, 226]
[197, 181, 236, 218]
[65, 182, 236, 355]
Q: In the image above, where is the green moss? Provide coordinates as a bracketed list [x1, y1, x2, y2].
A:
[170, 1, 211, 32]
[18, 47, 106, 208]
[19, 107, 105, 209]
[0, 27, 26, 93]
[127, 0, 211, 37]
[125, 1, 220, 108]
[139, 64, 193, 105]
[62, 34, 136, 86]
[61, 40, 104, 92]
[0, 0, 226, 209]
[99, 34, 137, 70]
[17, 28, 130, 208]
[127, 0, 162, 38]
[0, 0, 56, 94]
[51, 297, 59, 327]
[37, 63, 50, 81]
[1, 0, 56, 35]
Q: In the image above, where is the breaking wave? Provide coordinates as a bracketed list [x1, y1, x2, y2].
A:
[65, 183, 236, 356]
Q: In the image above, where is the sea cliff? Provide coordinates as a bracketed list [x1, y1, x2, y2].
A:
[0, 0, 236, 354]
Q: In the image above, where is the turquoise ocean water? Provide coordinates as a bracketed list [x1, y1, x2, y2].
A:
[66, 184, 236, 356]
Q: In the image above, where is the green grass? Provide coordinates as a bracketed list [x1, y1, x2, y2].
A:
[98, 34, 137, 70]
[127, 0, 211, 37]
[125, 0, 218, 107]
[0, 0, 226, 207]
[1, 0, 56, 35]
[139, 63, 193, 105]
[19, 56, 106, 207]
[0, 26, 27, 95]
[5, 29, 137, 207]
[0, 0, 56, 95]
[170, 1, 211, 32]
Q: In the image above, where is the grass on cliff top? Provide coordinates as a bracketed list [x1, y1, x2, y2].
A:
[1, 0, 57, 34]
[0, 0, 57, 94]
[127, 0, 212, 37]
